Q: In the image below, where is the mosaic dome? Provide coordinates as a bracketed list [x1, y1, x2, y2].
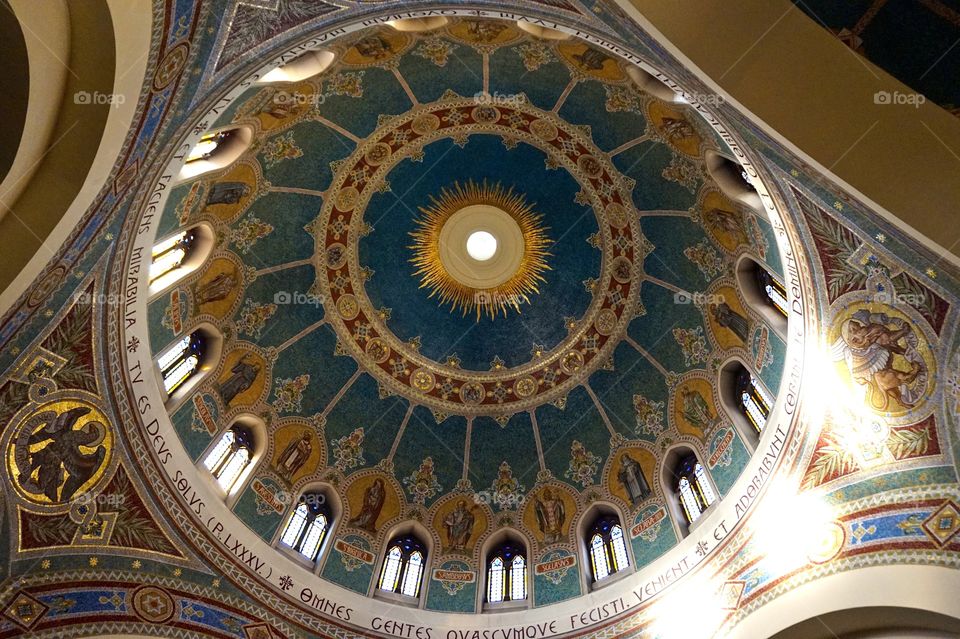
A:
[135, 14, 791, 627]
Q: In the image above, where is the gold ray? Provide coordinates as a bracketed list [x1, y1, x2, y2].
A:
[408, 180, 552, 321]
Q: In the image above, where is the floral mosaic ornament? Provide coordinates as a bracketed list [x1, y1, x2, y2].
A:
[272, 375, 310, 413]
[632, 394, 665, 437]
[488, 461, 526, 510]
[516, 41, 554, 71]
[236, 299, 277, 339]
[403, 456, 443, 504]
[322, 71, 364, 98]
[684, 240, 724, 281]
[603, 85, 644, 114]
[564, 440, 600, 487]
[662, 155, 700, 192]
[673, 326, 709, 366]
[232, 216, 274, 254]
[413, 36, 458, 67]
[261, 131, 303, 168]
[332, 427, 366, 472]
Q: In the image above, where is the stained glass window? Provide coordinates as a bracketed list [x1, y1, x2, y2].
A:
[756, 267, 788, 317]
[203, 429, 234, 473]
[510, 555, 526, 601]
[590, 533, 610, 581]
[378, 546, 402, 593]
[280, 504, 309, 548]
[488, 556, 505, 603]
[279, 494, 330, 562]
[159, 332, 204, 395]
[186, 131, 231, 163]
[204, 427, 253, 494]
[736, 368, 773, 433]
[378, 536, 426, 599]
[679, 476, 702, 523]
[150, 230, 196, 284]
[610, 525, 629, 572]
[695, 463, 717, 505]
[486, 543, 527, 603]
[401, 551, 424, 597]
[588, 516, 630, 583]
[675, 454, 716, 526]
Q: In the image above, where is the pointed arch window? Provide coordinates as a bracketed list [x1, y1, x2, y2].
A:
[378, 535, 426, 598]
[150, 230, 197, 284]
[186, 131, 234, 163]
[737, 369, 773, 433]
[486, 543, 527, 603]
[280, 493, 330, 562]
[675, 454, 716, 525]
[588, 515, 630, 583]
[756, 267, 788, 317]
[158, 332, 204, 394]
[204, 426, 253, 493]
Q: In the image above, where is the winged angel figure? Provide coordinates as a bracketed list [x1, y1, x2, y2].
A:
[830, 309, 927, 411]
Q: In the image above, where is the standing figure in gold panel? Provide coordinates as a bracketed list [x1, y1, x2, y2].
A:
[443, 499, 478, 552]
[275, 431, 313, 483]
[350, 477, 386, 533]
[534, 487, 566, 544]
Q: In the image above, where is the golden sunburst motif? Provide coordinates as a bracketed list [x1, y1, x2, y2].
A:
[409, 180, 552, 320]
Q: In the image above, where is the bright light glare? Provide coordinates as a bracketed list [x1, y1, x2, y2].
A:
[650, 576, 724, 639]
[749, 481, 833, 573]
[466, 231, 498, 261]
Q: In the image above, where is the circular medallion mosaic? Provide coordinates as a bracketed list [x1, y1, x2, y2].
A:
[311, 95, 650, 416]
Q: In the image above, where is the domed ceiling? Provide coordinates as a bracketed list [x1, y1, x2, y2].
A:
[4, 3, 960, 639]
[146, 17, 787, 612]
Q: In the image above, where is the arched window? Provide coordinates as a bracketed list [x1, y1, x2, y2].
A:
[674, 454, 716, 525]
[737, 368, 773, 433]
[186, 131, 234, 163]
[385, 17, 449, 32]
[204, 426, 253, 493]
[158, 332, 204, 394]
[259, 50, 335, 83]
[705, 150, 763, 212]
[150, 229, 197, 284]
[735, 257, 788, 339]
[587, 515, 630, 583]
[626, 66, 682, 103]
[756, 267, 788, 317]
[378, 535, 426, 598]
[279, 492, 330, 562]
[486, 543, 527, 603]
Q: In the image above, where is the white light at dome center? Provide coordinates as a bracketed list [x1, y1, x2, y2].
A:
[466, 230, 498, 261]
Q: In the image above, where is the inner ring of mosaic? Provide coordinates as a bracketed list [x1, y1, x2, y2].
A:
[311, 97, 649, 417]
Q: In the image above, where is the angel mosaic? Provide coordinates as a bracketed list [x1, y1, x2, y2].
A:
[831, 309, 928, 411]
